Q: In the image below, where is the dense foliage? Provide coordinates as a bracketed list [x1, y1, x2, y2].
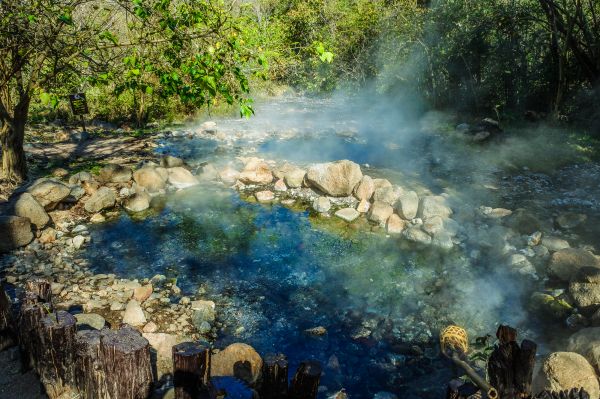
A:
[1, 0, 599, 180]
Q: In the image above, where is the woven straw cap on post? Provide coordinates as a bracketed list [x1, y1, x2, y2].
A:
[440, 325, 469, 357]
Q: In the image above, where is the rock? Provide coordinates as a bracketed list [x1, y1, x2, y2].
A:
[528, 231, 543, 246]
[84, 187, 116, 213]
[69, 171, 93, 185]
[335, 208, 360, 222]
[124, 192, 150, 213]
[68, 185, 85, 202]
[255, 190, 275, 202]
[313, 197, 331, 213]
[98, 164, 132, 183]
[72, 235, 86, 250]
[567, 327, 600, 373]
[142, 322, 158, 333]
[238, 160, 273, 185]
[13, 193, 49, 228]
[542, 236, 570, 252]
[548, 248, 600, 282]
[386, 214, 406, 234]
[507, 209, 542, 234]
[133, 284, 153, 302]
[556, 213, 587, 230]
[395, 191, 419, 220]
[191, 300, 216, 331]
[482, 207, 512, 218]
[403, 226, 432, 245]
[353, 175, 374, 201]
[432, 232, 454, 250]
[110, 302, 124, 311]
[532, 352, 599, 398]
[210, 343, 263, 384]
[90, 213, 106, 223]
[529, 292, 573, 318]
[198, 163, 219, 181]
[143, 333, 186, 380]
[306, 160, 362, 197]
[367, 201, 393, 224]
[75, 313, 106, 330]
[133, 166, 167, 192]
[50, 282, 64, 295]
[283, 166, 306, 188]
[372, 178, 392, 190]
[122, 299, 146, 326]
[569, 267, 600, 308]
[373, 185, 403, 206]
[422, 216, 444, 235]
[161, 155, 185, 168]
[27, 180, 71, 209]
[167, 167, 199, 189]
[0, 216, 33, 252]
[39, 228, 57, 244]
[356, 199, 370, 213]
[417, 196, 452, 219]
[304, 326, 327, 336]
[218, 166, 240, 185]
[274, 179, 287, 192]
[52, 168, 69, 178]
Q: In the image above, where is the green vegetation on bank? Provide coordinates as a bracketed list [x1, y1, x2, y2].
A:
[2, 0, 600, 182]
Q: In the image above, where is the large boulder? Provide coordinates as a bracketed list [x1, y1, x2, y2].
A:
[167, 167, 199, 189]
[84, 187, 116, 213]
[27, 180, 71, 209]
[13, 193, 49, 228]
[367, 201, 393, 224]
[567, 328, 600, 373]
[548, 248, 600, 282]
[283, 166, 306, 188]
[124, 192, 150, 213]
[238, 159, 273, 185]
[161, 155, 185, 168]
[210, 343, 263, 384]
[0, 216, 33, 252]
[542, 236, 570, 252]
[373, 185, 403, 206]
[98, 164, 132, 183]
[306, 160, 362, 197]
[532, 352, 599, 398]
[143, 333, 186, 380]
[395, 191, 419, 220]
[417, 196, 452, 219]
[133, 166, 168, 192]
[569, 267, 600, 308]
[353, 175, 374, 201]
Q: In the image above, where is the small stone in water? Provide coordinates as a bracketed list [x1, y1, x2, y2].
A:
[89, 213, 106, 223]
[72, 235, 86, 249]
[304, 326, 327, 336]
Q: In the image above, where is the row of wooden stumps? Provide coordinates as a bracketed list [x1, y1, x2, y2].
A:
[0, 280, 322, 399]
[446, 325, 590, 399]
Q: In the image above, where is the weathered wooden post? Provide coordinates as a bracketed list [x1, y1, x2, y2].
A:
[173, 341, 211, 399]
[18, 301, 46, 369]
[487, 325, 536, 399]
[25, 279, 53, 305]
[37, 311, 77, 398]
[99, 324, 153, 399]
[74, 329, 108, 399]
[260, 353, 289, 399]
[289, 360, 321, 399]
[0, 283, 14, 350]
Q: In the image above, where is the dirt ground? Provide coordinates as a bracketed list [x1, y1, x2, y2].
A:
[0, 347, 46, 399]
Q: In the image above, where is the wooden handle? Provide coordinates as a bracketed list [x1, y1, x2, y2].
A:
[451, 353, 498, 399]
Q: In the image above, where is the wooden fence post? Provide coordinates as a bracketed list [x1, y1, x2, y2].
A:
[173, 341, 211, 399]
[37, 311, 77, 398]
[289, 360, 321, 399]
[74, 329, 108, 399]
[0, 283, 14, 350]
[260, 353, 289, 399]
[100, 324, 153, 399]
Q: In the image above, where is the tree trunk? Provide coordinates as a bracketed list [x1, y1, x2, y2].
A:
[1, 114, 28, 182]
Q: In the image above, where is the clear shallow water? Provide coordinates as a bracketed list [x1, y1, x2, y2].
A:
[85, 184, 533, 398]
